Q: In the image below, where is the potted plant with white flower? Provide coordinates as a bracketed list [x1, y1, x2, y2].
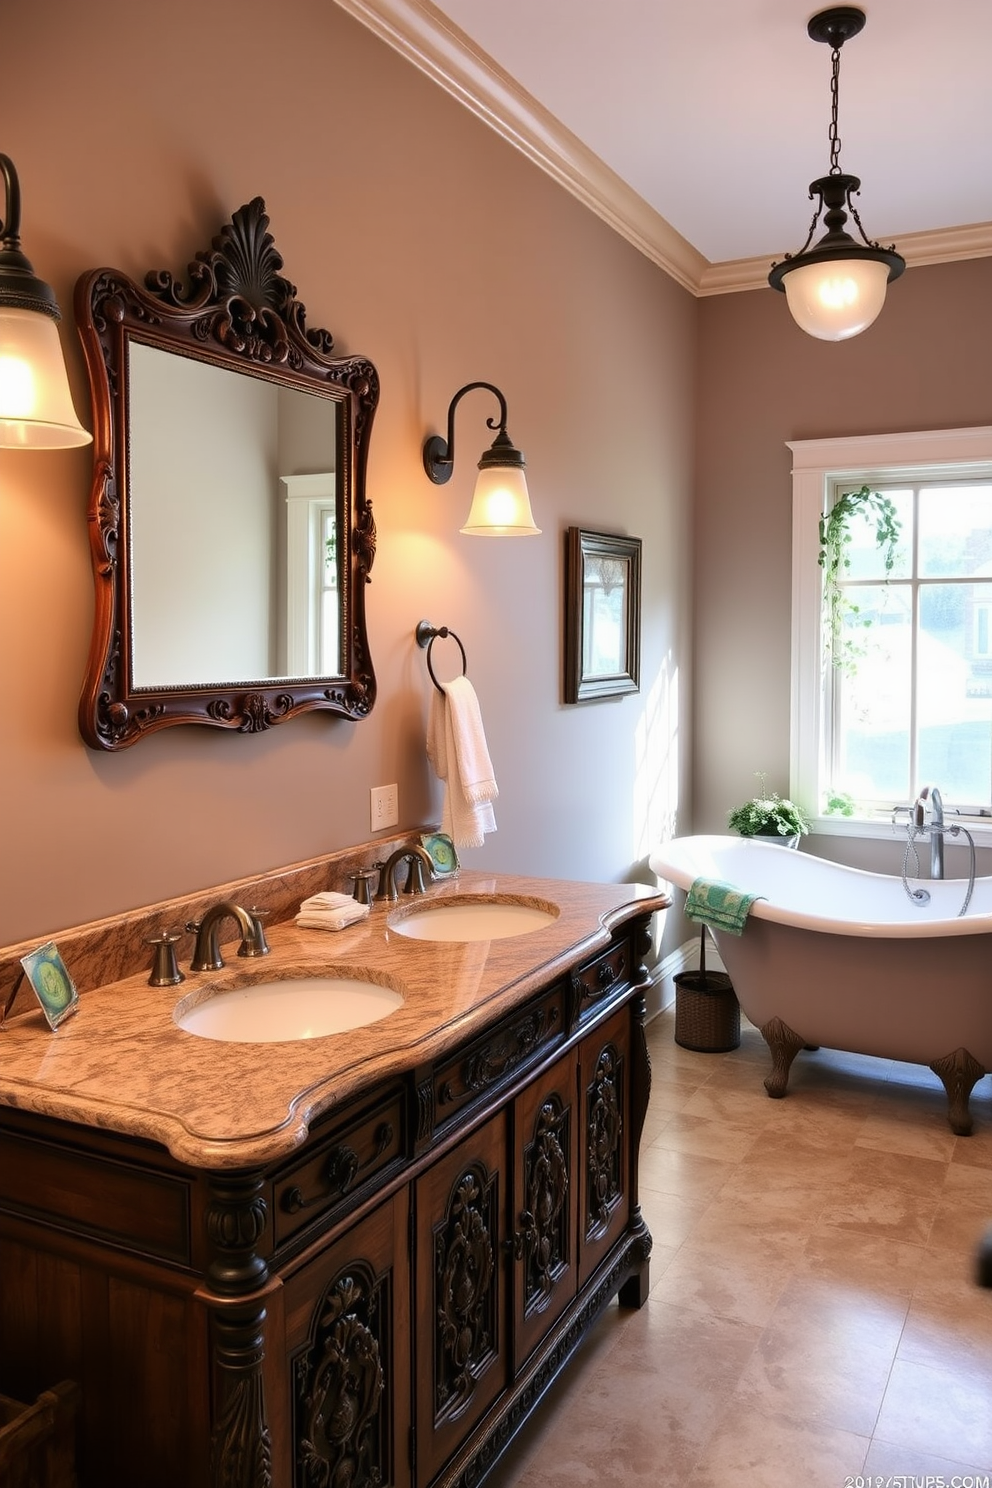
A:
[728, 775, 810, 847]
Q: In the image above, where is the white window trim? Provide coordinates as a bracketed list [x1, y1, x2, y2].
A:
[789, 425, 992, 842]
[282, 472, 336, 676]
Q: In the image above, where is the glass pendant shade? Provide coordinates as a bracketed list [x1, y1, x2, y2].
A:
[780, 256, 890, 342]
[0, 305, 92, 448]
[460, 462, 540, 536]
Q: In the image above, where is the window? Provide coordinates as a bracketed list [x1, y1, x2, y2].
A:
[790, 427, 992, 839]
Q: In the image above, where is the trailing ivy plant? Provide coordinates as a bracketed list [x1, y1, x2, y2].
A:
[818, 484, 901, 670]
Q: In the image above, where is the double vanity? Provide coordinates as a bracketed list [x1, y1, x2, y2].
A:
[0, 856, 668, 1488]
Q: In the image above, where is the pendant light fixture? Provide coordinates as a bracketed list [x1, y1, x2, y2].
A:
[769, 7, 905, 342]
[423, 381, 540, 536]
[0, 154, 91, 448]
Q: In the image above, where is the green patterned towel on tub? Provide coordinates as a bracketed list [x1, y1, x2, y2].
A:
[685, 877, 764, 936]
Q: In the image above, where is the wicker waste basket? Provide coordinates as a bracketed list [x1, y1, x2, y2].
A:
[0, 1381, 79, 1488]
[674, 926, 740, 1053]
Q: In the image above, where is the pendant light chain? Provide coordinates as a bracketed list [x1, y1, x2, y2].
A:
[828, 43, 843, 174]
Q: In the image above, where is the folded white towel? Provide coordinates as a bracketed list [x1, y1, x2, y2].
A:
[299, 891, 364, 913]
[426, 675, 498, 849]
[295, 902, 370, 932]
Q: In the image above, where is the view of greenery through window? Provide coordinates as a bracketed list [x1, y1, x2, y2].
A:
[831, 482, 992, 812]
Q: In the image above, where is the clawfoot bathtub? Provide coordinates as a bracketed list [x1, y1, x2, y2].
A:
[649, 835, 992, 1134]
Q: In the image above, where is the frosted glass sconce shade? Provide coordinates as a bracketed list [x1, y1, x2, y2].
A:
[0, 153, 91, 448]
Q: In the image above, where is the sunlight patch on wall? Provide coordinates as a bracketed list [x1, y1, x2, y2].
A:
[633, 651, 680, 864]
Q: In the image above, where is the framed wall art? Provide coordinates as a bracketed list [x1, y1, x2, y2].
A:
[564, 528, 642, 703]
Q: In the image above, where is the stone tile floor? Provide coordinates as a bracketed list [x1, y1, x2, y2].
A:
[486, 1008, 992, 1486]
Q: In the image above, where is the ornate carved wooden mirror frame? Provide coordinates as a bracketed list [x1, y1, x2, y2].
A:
[75, 198, 378, 751]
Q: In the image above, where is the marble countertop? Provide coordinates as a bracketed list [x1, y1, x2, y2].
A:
[0, 873, 668, 1169]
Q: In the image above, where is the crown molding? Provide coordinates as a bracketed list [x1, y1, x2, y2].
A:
[334, 0, 992, 298]
[698, 220, 992, 296]
[333, 0, 706, 292]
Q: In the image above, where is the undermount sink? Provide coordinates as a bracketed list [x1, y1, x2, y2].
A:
[389, 897, 558, 943]
[175, 975, 404, 1043]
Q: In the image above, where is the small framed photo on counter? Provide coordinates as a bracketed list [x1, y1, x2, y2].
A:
[564, 528, 642, 703]
[19, 942, 79, 1030]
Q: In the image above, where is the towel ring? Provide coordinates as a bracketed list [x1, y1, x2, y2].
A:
[415, 620, 467, 694]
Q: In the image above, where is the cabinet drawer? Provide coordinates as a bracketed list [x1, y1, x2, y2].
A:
[571, 938, 631, 1021]
[0, 1129, 191, 1265]
[432, 984, 566, 1133]
[273, 1086, 405, 1247]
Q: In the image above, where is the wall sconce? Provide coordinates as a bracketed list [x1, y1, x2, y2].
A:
[423, 380, 540, 536]
[0, 154, 91, 448]
[769, 8, 905, 342]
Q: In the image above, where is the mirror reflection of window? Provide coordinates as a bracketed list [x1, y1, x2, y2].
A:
[283, 473, 339, 677]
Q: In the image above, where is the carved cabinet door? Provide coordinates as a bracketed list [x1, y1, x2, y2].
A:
[577, 1004, 632, 1288]
[510, 1051, 579, 1370]
[280, 1189, 412, 1488]
[414, 1109, 508, 1486]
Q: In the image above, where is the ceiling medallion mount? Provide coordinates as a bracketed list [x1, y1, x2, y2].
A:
[806, 7, 866, 48]
[769, 4, 905, 341]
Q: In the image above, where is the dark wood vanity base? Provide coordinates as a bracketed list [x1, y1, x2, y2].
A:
[0, 914, 655, 1488]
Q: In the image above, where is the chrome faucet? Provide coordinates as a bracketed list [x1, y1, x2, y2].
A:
[186, 901, 270, 972]
[913, 786, 945, 879]
[377, 845, 434, 901]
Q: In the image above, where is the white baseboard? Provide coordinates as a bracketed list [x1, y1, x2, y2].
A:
[646, 935, 726, 1022]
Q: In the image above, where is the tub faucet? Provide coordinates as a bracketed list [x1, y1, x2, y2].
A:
[913, 786, 945, 879]
[377, 845, 434, 901]
[186, 901, 270, 972]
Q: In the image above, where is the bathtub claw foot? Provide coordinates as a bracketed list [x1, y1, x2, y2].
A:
[929, 1046, 986, 1135]
[760, 1017, 808, 1099]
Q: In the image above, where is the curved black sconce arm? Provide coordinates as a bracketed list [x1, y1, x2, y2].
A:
[423, 380, 511, 485]
[0, 153, 61, 320]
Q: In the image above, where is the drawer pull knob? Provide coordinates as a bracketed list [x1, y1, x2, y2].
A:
[281, 1121, 394, 1214]
[597, 962, 617, 988]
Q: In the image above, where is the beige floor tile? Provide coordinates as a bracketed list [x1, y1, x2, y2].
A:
[648, 1229, 807, 1328]
[855, 1110, 959, 1162]
[684, 1402, 870, 1488]
[731, 1275, 906, 1435]
[926, 1192, 992, 1257]
[798, 1224, 927, 1299]
[646, 1110, 760, 1163]
[873, 1356, 992, 1466]
[817, 1181, 941, 1245]
[863, 1438, 992, 1478]
[637, 1189, 709, 1248]
[638, 1140, 736, 1201]
[899, 1248, 992, 1372]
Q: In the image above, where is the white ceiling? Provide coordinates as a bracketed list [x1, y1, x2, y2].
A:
[336, 0, 992, 294]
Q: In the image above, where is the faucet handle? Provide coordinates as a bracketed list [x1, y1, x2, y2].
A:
[351, 868, 379, 907]
[404, 854, 430, 895]
[146, 931, 185, 987]
[240, 908, 271, 958]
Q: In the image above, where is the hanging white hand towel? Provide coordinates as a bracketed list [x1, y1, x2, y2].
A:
[426, 674, 498, 849]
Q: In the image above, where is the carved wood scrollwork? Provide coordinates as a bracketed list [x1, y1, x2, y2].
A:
[586, 1046, 623, 1238]
[434, 1168, 497, 1423]
[438, 1006, 558, 1108]
[75, 196, 380, 749]
[295, 1270, 387, 1488]
[517, 1098, 570, 1313]
[205, 1171, 273, 1488]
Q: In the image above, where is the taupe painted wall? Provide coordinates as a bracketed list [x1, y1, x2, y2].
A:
[694, 256, 992, 868]
[0, 0, 695, 944]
